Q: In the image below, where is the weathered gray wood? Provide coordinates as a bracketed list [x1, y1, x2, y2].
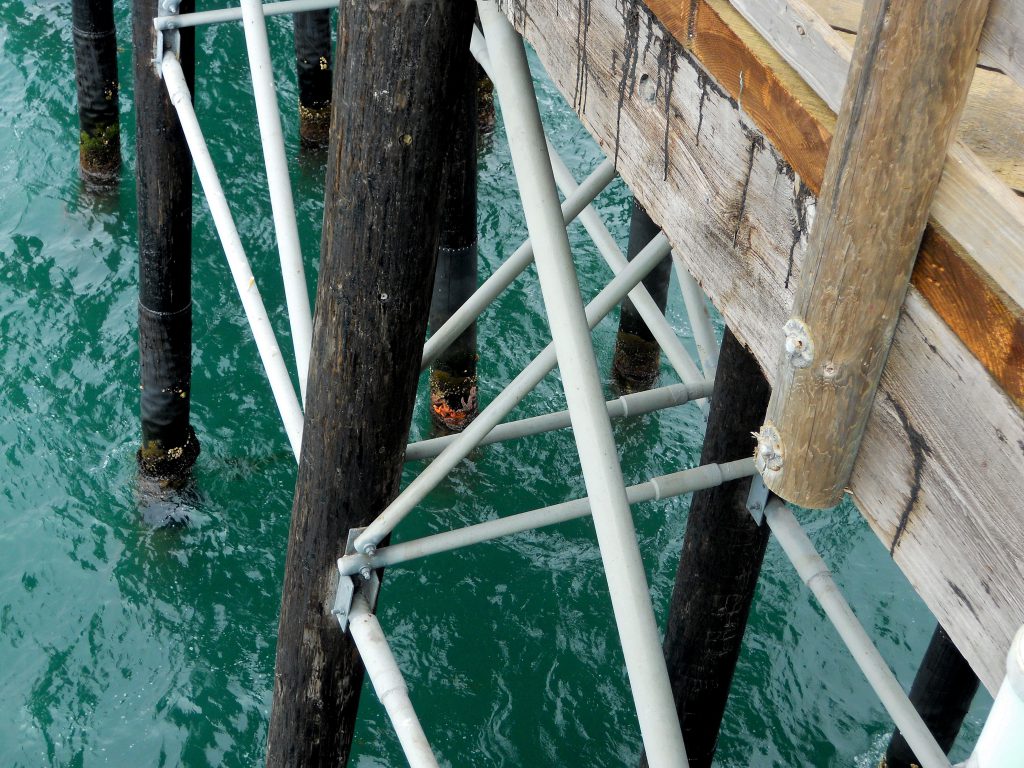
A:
[500, 0, 1024, 692]
[264, 2, 474, 765]
[757, 0, 990, 507]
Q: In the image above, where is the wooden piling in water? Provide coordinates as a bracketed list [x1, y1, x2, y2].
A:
[883, 623, 980, 767]
[132, 0, 199, 482]
[611, 200, 671, 393]
[293, 10, 332, 149]
[429, 61, 479, 433]
[72, 0, 121, 186]
[642, 328, 771, 768]
[755, 0, 991, 508]
[264, 2, 474, 764]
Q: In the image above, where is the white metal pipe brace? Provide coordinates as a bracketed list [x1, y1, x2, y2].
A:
[240, 0, 313, 404]
[162, 51, 304, 461]
[348, 593, 440, 768]
[474, 5, 687, 765]
[154, 0, 336, 30]
[763, 498, 951, 768]
[340, 458, 754, 577]
[357, 230, 671, 551]
[674, 261, 719, 382]
[544, 145, 707, 392]
[961, 625, 1024, 768]
[404, 380, 712, 462]
[420, 158, 616, 371]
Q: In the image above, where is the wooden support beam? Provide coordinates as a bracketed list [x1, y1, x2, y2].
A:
[72, 0, 121, 186]
[293, 9, 332, 149]
[264, 3, 474, 765]
[497, 0, 1024, 694]
[755, 0, 991, 508]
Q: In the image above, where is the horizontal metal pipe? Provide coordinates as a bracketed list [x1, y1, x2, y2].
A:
[420, 157, 616, 371]
[162, 52, 304, 460]
[356, 230, 673, 553]
[764, 499, 951, 768]
[348, 594, 440, 768]
[154, 0, 336, 30]
[405, 380, 711, 462]
[340, 458, 755, 576]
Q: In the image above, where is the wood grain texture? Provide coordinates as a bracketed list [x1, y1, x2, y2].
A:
[498, 0, 1024, 694]
[264, 2, 474, 765]
[758, 0, 991, 508]
[806, 0, 1024, 89]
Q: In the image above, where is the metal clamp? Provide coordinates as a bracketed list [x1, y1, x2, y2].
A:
[745, 473, 770, 526]
[152, 0, 183, 74]
[331, 527, 381, 632]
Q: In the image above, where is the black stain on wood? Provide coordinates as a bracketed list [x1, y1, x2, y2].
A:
[613, 0, 641, 167]
[733, 132, 762, 247]
[948, 580, 980, 621]
[887, 393, 934, 556]
[654, 31, 679, 181]
[695, 72, 708, 146]
[785, 182, 812, 289]
[686, 0, 699, 45]
[573, 0, 592, 113]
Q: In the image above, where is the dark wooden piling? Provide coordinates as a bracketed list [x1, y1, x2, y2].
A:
[293, 10, 332, 149]
[611, 200, 672, 393]
[72, 0, 121, 186]
[264, 2, 474, 765]
[883, 624, 980, 767]
[641, 328, 771, 768]
[132, 0, 199, 482]
[429, 61, 479, 432]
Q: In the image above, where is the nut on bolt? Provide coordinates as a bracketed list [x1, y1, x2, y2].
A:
[754, 422, 784, 475]
[783, 317, 814, 369]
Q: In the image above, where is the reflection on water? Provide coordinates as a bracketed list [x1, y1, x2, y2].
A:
[0, 1, 990, 766]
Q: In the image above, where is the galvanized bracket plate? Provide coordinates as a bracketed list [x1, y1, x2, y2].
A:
[331, 527, 381, 633]
[745, 473, 770, 526]
[153, 0, 182, 74]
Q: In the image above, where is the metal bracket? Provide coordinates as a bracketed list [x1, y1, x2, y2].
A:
[745, 473, 770, 526]
[152, 0, 182, 74]
[331, 527, 381, 632]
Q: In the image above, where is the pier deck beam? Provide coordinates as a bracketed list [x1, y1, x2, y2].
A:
[132, 0, 199, 484]
[73, 0, 121, 186]
[264, 2, 474, 764]
[755, 0, 991, 508]
[644, 328, 771, 768]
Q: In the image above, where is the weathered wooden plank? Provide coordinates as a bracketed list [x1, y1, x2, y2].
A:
[755, 0, 991, 508]
[499, 0, 1024, 693]
[806, 0, 1024, 88]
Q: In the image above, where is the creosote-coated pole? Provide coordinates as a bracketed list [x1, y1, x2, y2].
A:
[293, 10, 332, 149]
[133, 0, 200, 484]
[73, 0, 121, 186]
[883, 623, 980, 767]
[611, 200, 672, 393]
[642, 328, 771, 768]
[429, 61, 479, 432]
[264, 2, 474, 765]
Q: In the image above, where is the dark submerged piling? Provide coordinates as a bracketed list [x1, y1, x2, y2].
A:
[132, 0, 199, 482]
[642, 328, 771, 768]
[293, 10, 332, 149]
[611, 200, 672, 393]
[429, 61, 479, 432]
[72, 0, 121, 186]
[264, 2, 474, 765]
[883, 623, 980, 767]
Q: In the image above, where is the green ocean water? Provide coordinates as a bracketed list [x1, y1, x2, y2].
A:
[0, 3, 992, 766]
